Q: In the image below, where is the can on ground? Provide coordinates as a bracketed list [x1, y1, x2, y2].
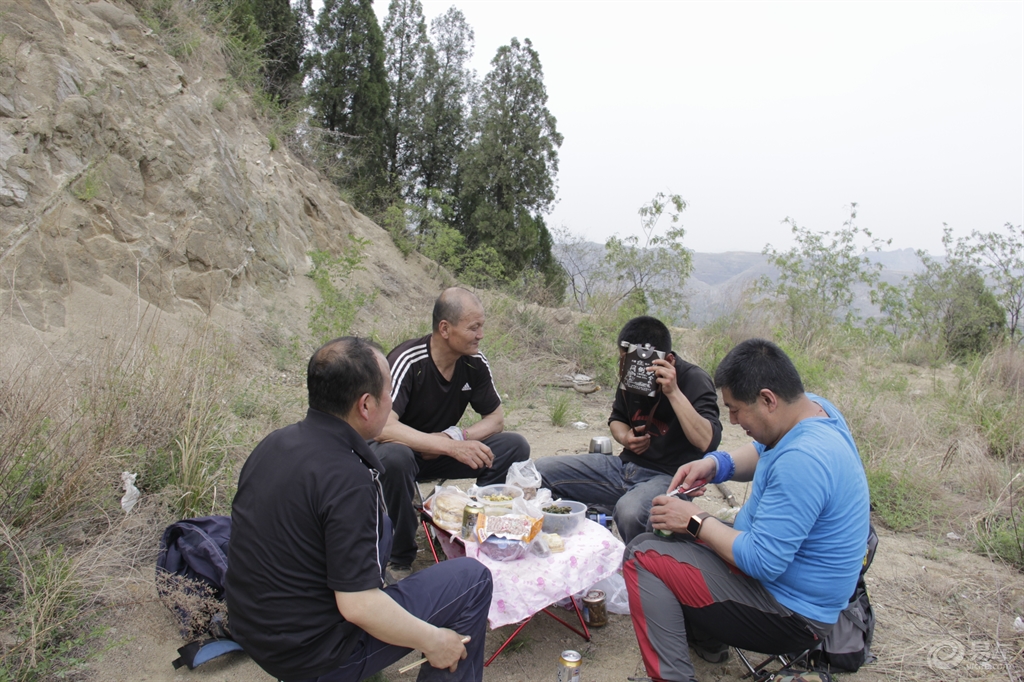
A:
[557, 649, 582, 682]
[583, 589, 608, 627]
[461, 502, 484, 540]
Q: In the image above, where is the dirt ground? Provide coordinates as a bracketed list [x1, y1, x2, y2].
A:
[85, 386, 1024, 682]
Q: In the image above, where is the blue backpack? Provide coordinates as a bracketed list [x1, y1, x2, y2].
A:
[156, 516, 244, 669]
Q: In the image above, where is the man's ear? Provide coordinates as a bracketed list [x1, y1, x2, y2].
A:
[758, 388, 780, 412]
[438, 319, 450, 339]
[355, 393, 373, 422]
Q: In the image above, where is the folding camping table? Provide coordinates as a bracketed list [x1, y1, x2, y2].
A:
[420, 504, 625, 666]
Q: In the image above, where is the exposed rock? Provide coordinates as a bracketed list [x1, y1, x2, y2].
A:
[0, 0, 442, 332]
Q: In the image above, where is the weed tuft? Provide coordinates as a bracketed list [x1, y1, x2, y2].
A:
[548, 391, 572, 427]
[72, 171, 100, 201]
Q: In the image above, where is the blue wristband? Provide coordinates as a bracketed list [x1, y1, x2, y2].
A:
[703, 451, 734, 484]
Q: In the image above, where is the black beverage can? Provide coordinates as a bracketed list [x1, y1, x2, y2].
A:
[557, 650, 581, 682]
[461, 502, 484, 540]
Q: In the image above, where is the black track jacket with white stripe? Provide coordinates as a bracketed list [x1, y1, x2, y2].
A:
[387, 334, 501, 433]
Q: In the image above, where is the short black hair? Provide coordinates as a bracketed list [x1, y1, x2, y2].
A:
[617, 316, 672, 353]
[432, 287, 480, 332]
[307, 337, 385, 417]
[713, 338, 804, 404]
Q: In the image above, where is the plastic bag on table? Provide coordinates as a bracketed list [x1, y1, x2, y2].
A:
[529, 533, 552, 558]
[533, 488, 553, 508]
[587, 572, 630, 614]
[506, 460, 542, 499]
[427, 485, 473, 532]
[511, 494, 545, 519]
[478, 536, 529, 562]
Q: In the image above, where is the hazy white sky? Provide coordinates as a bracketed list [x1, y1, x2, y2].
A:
[374, 1, 1023, 255]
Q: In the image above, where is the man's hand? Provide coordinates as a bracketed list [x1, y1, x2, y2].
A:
[669, 458, 717, 494]
[648, 356, 679, 397]
[622, 427, 651, 455]
[423, 629, 469, 672]
[446, 440, 494, 469]
[650, 496, 701, 535]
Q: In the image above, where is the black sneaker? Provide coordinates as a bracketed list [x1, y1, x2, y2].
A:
[692, 642, 730, 664]
[385, 563, 413, 586]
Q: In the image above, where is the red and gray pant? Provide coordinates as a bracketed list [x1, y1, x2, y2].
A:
[623, 533, 830, 682]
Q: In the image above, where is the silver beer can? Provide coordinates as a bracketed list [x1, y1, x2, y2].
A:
[557, 649, 582, 682]
[461, 502, 484, 540]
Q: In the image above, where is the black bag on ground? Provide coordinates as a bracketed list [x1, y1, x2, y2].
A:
[811, 525, 879, 673]
[156, 515, 243, 670]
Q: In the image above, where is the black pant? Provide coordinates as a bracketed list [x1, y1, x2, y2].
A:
[370, 432, 530, 566]
[288, 558, 493, 682]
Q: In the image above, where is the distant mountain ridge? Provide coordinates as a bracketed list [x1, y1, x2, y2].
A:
[556, 244, 926, 325]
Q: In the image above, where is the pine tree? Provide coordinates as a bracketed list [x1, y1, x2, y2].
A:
[244, 0, 308, 104]
[413, 7, 475, 201]
[382, 0, 428, 199]
[308, 0, 389, 203]
[458, 38, 563, 293]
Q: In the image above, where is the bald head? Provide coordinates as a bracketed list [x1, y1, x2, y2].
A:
[432, 287, 482, 332]
[307, 337, 385, 417]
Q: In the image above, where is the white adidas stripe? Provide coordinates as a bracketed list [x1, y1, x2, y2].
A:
[390, 344, 429, 402]
[475, 352, 501, 404]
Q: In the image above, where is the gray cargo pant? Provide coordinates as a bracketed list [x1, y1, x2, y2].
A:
[623, 533, 830, 682]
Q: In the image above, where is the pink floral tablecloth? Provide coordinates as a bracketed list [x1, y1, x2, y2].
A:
[433, 520, 625, 628]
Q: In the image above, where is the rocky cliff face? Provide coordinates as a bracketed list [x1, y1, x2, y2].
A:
[0, 0, 441, 333]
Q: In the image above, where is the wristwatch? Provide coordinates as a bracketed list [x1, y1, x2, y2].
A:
[686, 512, 712, 539]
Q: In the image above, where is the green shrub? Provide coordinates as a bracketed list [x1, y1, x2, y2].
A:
[568, 316, 620, 387]
[776, 341, 839, 394]
[974, 513, 1024, 570]
[865, 464, 935, 531]
[306, 238, 375, 345]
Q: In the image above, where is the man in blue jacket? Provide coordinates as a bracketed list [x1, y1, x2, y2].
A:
[623, 338, 870, 682]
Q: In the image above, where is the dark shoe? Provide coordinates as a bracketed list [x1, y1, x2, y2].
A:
[385, 563, 413, 586]
[692, 642, 730, 664]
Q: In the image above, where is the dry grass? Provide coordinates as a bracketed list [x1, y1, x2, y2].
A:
[154, 571, 228, 641]
[868, 529, 1024, 680]
[0, 305, 279, 679]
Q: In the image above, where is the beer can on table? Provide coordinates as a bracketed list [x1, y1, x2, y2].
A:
[583, 589, 608, 627]
[557, 650, 582, 682]
[461, 502, 484, 540]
